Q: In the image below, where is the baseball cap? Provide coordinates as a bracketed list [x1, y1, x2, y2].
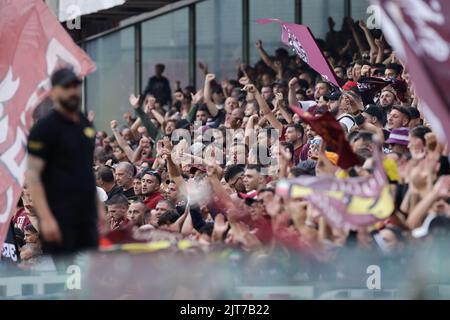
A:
[51, 68, 81, 87]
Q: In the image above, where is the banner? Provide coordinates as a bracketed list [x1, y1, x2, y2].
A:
[289, 106, 361, 169]
[1, 221, 20, 263]
[0, 0, 96, 247]
[374, 0, 450, 143]
[276, 146, 394, 230]
[256, 18, 341, 88]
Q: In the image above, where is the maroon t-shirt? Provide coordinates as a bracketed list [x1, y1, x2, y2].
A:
[13, 208, 31, 233]
[111, 217, 129, 231]
[293, 145, 303, 165]
[300, 143, 310, 162]
[144, 192, 164, 210]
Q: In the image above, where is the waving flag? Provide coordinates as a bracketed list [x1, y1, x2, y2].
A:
[289, 105, 361, 169]
[276, 145, 394, 230]
[374, 0, 450, 144]
[0, 0, 96, 248]
[257, 18, 341, 88]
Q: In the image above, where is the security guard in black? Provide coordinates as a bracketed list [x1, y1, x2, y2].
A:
[27, 109, 98, 254]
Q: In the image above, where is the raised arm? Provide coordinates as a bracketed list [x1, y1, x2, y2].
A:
[25, 156, 62, 245]
[275, 92, 293, 124]
[181, 205, 193, 236]
[406, 176, 450, 229]
[255, 40, 277, 71]
[347, 17, 366, 56]
[359, 20, 377, 63]
[399, 187, 420, 216]
[169, 208, 188, 233]
[150, 109, 165, 126]
[198, 62, 209, 77]
[187, 90, 204, 124]
[162, 136, 186, 189]
[244, 114, 259, 146]
[375, 36, 386, 64]
[130, 117, 142, 135]
[203, 73, 219, 117]
[288, 77, 299, 108]
[245, 84, 283, 131]
[278, 146, 291, 179]
[110, 120, 135, 162]
[130, 94, 160, 140]
[358, 121, 385, 144]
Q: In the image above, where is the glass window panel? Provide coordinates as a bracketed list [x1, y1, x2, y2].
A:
[86, 27, 135, 132]
[196, 0, 242, 88]
[141, 9, 189, 95]
[351, 0, 372, 23]
[249, 0, 296, 65]
[302, 0, 345, 40]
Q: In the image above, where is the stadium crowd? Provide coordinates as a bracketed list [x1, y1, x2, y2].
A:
[12, 17, 450, 270]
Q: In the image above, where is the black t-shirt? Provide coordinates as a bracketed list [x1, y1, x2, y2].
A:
[206, 109, 226, 128]
[107, 184, 124, 200]
[123, 187, 136, 200]
[27, 110, 97, 227]
[144, 76, 172, 106]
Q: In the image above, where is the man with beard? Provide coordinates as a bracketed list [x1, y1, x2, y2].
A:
[284, 124, 305, 165]
[26, 68, 102, 256]
[224, 165, 246, 193]
[141, 169, 164, 210]
[378, 87, 398, 126]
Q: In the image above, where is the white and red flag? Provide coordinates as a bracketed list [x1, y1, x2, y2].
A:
[0, 0, 96, 247]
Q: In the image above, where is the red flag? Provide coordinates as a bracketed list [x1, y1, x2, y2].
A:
[374, 0, 450, 144]
[290, 106, 360, 169]
[257, 18, 341, 88]
[0, 0, 96, 247]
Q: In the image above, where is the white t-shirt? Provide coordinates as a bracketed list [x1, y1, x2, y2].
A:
[337, 113, 356, 132]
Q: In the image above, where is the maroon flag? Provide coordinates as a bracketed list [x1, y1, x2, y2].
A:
[257, 18, 341, 88]
[290, 106, 361, 169]
[374, 0, 450, 143]
[276, 146, 394, 230]
[0, 0, 96, 247]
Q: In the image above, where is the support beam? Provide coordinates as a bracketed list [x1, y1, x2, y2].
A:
[242, 0, 249, 65]
[135, 23, 142, 95]
[188, 4, 196, 88]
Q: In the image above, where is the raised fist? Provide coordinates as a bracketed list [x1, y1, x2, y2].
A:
[205, 73, 216, 82]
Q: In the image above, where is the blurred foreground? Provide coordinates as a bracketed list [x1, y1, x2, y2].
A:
[1, 238, 450, 300]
